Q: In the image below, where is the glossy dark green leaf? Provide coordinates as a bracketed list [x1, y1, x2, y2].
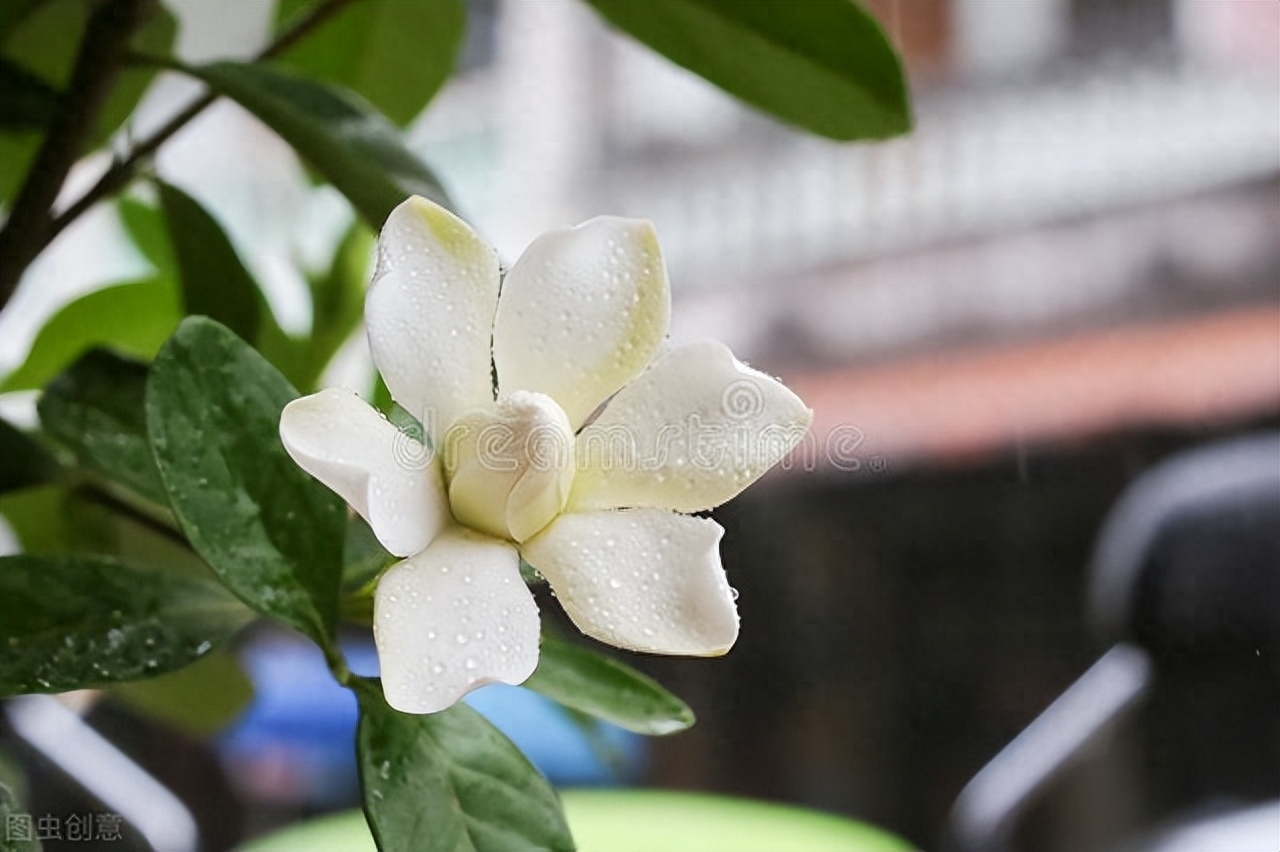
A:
[354, 679, 575, 852]
[0, 277, 181, 392]
[146, 317, 347, 646]
[110, 649, 254, 736]
[584, 0, 911, 140]
[0, 59, 58, 131]
[186, 61, 450, 228]
[274, 0, 466, 126]
[525, 633, 694, 735]
[0, 553, 254, 696]
[37, 348, 167, 504]
[0, 419, 59, 495]
[156, 180, 263, 343]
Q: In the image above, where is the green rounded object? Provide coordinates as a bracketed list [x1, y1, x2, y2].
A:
[240, 790, 912, 852]
[561, 790, 912, 852]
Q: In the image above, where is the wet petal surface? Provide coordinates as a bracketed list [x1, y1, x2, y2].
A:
[493, 216, 670, 428]
[522, 509, 738, 656]
[366, 197, 500, 443]
[280, 387, 450, 557]
[375, 528, 541, 714]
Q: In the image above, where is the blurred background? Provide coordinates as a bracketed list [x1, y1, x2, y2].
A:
[1, 1, 1276, 850]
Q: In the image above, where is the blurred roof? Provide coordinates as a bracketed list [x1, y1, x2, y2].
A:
[786, 305, 1279, 472]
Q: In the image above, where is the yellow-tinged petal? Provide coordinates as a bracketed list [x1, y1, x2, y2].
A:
[366, 197, 500, 443]
[442, 391, 576, 543]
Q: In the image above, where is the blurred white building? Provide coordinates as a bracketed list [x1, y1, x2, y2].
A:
[2, 0, 1276, 463]
[419, 0, 1278, 467]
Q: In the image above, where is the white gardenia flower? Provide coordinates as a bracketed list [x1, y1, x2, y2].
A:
[280, 197, 812, 714]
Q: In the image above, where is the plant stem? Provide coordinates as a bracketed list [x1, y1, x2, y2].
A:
[0, 0, 357, 314]
[0, 0, 151, 311]
[325, 644, 352, 687]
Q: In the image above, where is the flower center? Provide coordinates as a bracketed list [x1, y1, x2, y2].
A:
[442, 391, 575, 543]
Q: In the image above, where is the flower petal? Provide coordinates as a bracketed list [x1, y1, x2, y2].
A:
[492, 216, 670, 428]
[366, 197, 501, 442]
[444, 391, 575, 543]
[374, 528, 541, 714]
[522, 509, 737, 655]
[280, 387, 449, 557]
[570, 341, 812, 513]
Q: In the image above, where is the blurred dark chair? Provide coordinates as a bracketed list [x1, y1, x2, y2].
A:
[945, 433, 1280, 852]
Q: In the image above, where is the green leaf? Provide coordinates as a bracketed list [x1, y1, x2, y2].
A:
[0, 485, 117, 556]
[339, 516, 392, 624]
[0, 133, 39, 206]
[0, 0, 81, 205]
[156, 180, 263, 344]
[0, 0, 85, 88]
[131, 189, 308, 387]
[354, 680, 575, 852]
[146, 317, 347, 646]
[343, 515, 394, 595]
[0, 277, 181, 392]
[274, 0, 466, 126]
[371, 373, 394, 415]
[94, 1, 177, 147]
[525, 633, 694, 735]
[119, 196, 178, 278]
[110, 649, 254, 736]
[0, 0, 178, 149]
[583, 0, 911, 140]
[0, 553, 254, 696]
[254, 315, 313, 392]
[0, 59, 58, 131]
[185, 61, 450, 228]
[37, 348, 167, 505]
[299, 222, 373, 389]
[0, 0, 44, 42]
[0, 419, 60, 496]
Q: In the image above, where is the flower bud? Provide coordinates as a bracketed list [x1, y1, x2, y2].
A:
[443, 391, 575, 542]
